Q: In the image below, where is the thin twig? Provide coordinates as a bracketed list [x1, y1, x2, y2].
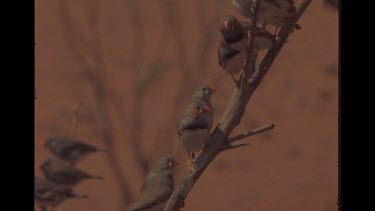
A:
[228, 124, 275, 143]
[221, 142, 249, 152]
[72, 102, 82, 138]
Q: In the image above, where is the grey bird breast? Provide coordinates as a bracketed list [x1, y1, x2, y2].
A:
[177, 111, 210, 150]
[181, 128, 210, 151]
[225, 51, 247, 74]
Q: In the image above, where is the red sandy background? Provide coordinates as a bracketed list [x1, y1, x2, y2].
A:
[35, 0, 338, 210]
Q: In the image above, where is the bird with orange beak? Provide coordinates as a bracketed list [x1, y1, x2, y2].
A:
[126, 155, 179, 211]
[218, 15, 275, 84]
[177, 99, 213, 165]
[191, 85, 216, 129]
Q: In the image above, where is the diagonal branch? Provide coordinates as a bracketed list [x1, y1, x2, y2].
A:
[163, 1, 312, 210]
[221, 142, 249, 152]
[228, 124, 275, 143]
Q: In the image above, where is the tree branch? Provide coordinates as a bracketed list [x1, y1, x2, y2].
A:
[221, 142, 249, 152]
[228, 124, 275, 143]
[163, 1, 312, 210]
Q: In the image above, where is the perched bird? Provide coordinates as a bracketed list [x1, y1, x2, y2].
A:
[35, 176, 88, 209]
[219, 15, 275, 52]
[219, 16, 275, 82]
[126, 155, 179, 211]
[191, 85, 216, 129]
[177, 100, 212, 165]
[232, 0, 300, 33]
[43, 136, 106, 166]
[218, 41, 246, 82]
[40, 158, 103, 186]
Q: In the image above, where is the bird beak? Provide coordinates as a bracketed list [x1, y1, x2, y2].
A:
[172, 159, 180, 167]
[203, 105, 211, 112]
[224, 21, 229, 30]
[209, 85, 217, 92]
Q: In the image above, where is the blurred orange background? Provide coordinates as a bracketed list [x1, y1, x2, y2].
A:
[35, 0, 338, 210]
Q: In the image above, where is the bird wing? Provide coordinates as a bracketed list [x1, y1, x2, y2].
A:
[263, 0, 282, 8]
[54, 167, 92, 181]
[56, 140, 99, 162]
[35, 184, 70, 200]
[140, 173, 155, 192]
[127, 187, 171, 211]
[218, 43, 241, 65]
[62, 140, 98, 153]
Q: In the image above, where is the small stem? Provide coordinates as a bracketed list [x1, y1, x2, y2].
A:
[228, 124, 275, 143]
[72, 102, 82, 138]
[221, 143, 249, 151]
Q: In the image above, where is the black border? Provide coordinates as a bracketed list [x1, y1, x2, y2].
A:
[5, 0, 35, 209]
[5, 0, 355, 210]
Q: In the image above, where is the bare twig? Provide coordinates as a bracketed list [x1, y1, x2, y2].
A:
[228, 124, 275, 143]
[163, 1, 312, 210]
[221, 142, 249, 152]
[72, 102, 82, 138]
